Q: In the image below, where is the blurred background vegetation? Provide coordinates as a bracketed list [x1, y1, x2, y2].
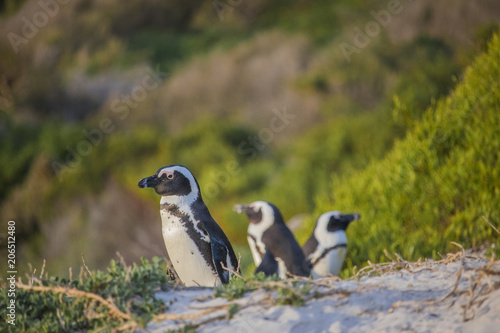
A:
[0, 0, 499, 278]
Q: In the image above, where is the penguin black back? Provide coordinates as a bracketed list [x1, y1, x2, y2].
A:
[261, 204, 310, 277]
[302, 233, 319, 260]
[235, 201, 310, 278]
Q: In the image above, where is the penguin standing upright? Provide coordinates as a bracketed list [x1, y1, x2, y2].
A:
[138, 165, 238, 287]
[233, 203, 266, 267]
[234, 201, 310, 278]
[302, 211, 360, 278]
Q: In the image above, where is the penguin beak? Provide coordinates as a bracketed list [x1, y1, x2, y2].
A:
[341, 213, 361, 223]
[138, 175, 160, 189]
[233, 204, 263, 224]
[233, 204, 253, 215]
[327, 213, 361, 232]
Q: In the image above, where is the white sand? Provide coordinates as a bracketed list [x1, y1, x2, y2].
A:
[147, 253, 500, 332]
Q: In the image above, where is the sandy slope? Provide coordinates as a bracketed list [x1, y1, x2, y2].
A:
[147, 252, 500, 332]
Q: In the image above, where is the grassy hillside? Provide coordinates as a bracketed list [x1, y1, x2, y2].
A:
[304, 30, 500, 274]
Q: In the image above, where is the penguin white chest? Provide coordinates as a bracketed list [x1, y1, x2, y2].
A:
[311, 247, 347, 278]
[247, 228, 266, 267]
[247, 225, 267, 267]
[160, 210, 218, 287]
[246, 235, 263, 267]
[311, 231, 348, 278]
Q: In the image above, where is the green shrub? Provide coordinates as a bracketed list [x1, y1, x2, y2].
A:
[304, 30, 500, 274]
[0, 257, 171, 332]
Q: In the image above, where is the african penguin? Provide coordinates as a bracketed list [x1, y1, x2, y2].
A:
[234, 201, 310, 278]
[302, 211, 360, 278]
[138, 165, 238, 287]
[233, 202, 265, 267]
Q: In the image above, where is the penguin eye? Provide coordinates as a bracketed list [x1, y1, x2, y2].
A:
[158, 169, 175, 180]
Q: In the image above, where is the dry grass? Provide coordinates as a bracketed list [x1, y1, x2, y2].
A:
[350, 243, 500, 322]
[16, 281, 132, 321]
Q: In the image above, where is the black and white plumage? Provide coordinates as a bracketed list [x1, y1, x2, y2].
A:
[233, 202, 266, 268]
[234, 201, 310, 278]
[302, 211, 360, 278]
[138, 165, 238, 287]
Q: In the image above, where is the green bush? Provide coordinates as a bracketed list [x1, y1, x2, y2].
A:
[0, 257, 170, 332]
[303, 30, 500, 274]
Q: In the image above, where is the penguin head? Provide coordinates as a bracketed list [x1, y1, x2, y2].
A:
[316, 211, 360, 233]
[234, 201, 284, 229]
[138, 165, 200, 204]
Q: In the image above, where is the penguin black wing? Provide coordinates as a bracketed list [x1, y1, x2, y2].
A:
[262, 223, 310, 277]
[302, 234, 318, 269]
[210, 236, 231, 284]
[191, 198, 239, 284]
[203, 221, 238, 284]
[302, 233, 318, 258]
[255, 250, 279, 276]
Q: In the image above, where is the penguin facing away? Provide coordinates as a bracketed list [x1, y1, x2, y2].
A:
[138, 165, 238, 287]
[234, 201, 310, 278]
[302, 211, 360, 278]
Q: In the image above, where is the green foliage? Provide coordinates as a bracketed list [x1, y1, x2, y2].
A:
[214, 275, 252, 301]
[0, 116, 87, 208]
[226, 303, 239, 320]
[392, 35, 460, 124]
[215, 272, 280, 296]
[258, 0, 341, 44]
[0, 0, 29, 15]
[0, 114, 39, 201]
[0, 257, 171, 332]
[127, 29, 251, 73]
[214, 272, 310, 307]
[308, 30, 500, 273]
[260, 110, 401, 218]
[166, 324, 198, 333]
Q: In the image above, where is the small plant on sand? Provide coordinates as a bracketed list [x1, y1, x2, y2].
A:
[214, 272, 313, 307]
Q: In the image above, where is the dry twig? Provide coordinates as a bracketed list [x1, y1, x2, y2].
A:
[16, 282, 132, 322]
[482, 215, 500, 235]
[153, 304, 231, 322]
[221, 261, 243, 279]
[81, 253, 93, 278]
[392, 266, 464, 309]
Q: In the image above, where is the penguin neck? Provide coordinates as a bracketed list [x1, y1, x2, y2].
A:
[248, 213, 276, 240]
[160, 193, 211, 243]
[160, 190, 199, 211]
[315, 228, 347, 248]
